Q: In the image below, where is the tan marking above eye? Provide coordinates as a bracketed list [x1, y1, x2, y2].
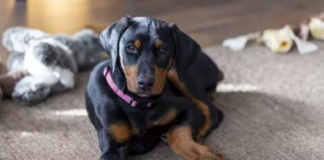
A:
[155, 40, 162, 48]
[134, 40, 141, 49]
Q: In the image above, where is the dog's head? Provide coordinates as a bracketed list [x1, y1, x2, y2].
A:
[100, 16, 201, 97]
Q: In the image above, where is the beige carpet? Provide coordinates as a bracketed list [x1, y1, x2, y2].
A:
[1, 43, 324, 160]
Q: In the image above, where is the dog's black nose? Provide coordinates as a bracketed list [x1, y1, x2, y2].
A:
[137, 76, 154, 91]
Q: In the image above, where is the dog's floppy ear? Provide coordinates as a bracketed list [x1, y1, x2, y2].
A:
[169, 23, 201, 82]
[100, 16, 131, 72]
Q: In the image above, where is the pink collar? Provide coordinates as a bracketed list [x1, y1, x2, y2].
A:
[104, 67, 152, 107]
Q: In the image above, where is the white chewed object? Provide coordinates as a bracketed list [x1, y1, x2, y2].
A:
[287, 26, 318, 54]
[261, 25, 293, 53]
[222, 35, 249, 51]
[309, 18, 324, 40]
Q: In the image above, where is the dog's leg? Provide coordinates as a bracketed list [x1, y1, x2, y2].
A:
[85, 96, 130, 160]
[167, 105, 225, 160]
[98, 125, 131, 160]
[12, 76, 51, 105]
[94, 119, 131, 160]
[167, 69, 223, 144]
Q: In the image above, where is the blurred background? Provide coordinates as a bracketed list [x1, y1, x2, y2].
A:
[1, 0, 324, 60]
[2, 1, 324, 160]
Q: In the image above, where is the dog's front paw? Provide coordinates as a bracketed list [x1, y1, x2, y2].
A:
[12, 79, 50, 106]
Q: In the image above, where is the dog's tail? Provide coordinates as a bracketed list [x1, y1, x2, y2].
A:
[85, 23, 109, 34]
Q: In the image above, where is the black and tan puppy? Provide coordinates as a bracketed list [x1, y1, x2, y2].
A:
[85, 16, 225, 160]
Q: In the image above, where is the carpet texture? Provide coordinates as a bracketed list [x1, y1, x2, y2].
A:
[1, 43, 324, 160]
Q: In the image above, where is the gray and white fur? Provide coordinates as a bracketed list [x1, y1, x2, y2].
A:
[2, 27, 107, 105]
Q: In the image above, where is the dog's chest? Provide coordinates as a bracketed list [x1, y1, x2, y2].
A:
[128, 107, 176, 135]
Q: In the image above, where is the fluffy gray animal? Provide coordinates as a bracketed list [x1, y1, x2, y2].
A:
[2, 27, 107, 105]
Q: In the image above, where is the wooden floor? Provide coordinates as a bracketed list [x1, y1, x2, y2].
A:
[1, 0, 324, 60]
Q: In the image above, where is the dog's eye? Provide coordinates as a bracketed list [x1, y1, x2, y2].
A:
[127, 45, 136, 52]
[158, 47, 167, 54]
